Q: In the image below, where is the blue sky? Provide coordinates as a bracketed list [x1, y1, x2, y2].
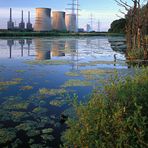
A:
[0, 0, 144, 31]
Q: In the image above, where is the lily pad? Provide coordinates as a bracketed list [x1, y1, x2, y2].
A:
[65, 72, 80, 77]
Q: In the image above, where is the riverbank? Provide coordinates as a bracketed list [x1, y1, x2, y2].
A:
[0, 31, 125, 37]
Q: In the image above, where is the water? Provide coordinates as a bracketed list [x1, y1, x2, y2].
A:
[0, 36, 131, 147]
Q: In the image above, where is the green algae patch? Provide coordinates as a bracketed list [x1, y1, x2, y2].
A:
[42, 128, 53, 134]
[16, 70, 25, 73]
[78, 61, 125, 67]
[39, 88, 67, 96]
[25, 60, 71, 65]
[65, 72, 80, 77]
[62, 79, 91, 87]
[41, 134, 55, 141]
[49, 99, 65, 107]
[0, 128, 16, 144]
[80, 69, 114, 75]
[20, 85, 33, 91]
[32, 107, 48, 114]
[2, 100, 29, 110]
[27, 130, 41, 137]
[16, 121, 38, 131]
[0, 78, 23, 86]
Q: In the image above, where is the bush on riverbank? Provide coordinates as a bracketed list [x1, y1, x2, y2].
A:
[62, 68, 148, 147]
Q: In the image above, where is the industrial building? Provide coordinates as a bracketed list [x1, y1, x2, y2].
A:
[65, 14, 77, 32]
[52, 11, 66, 31]
[7, 8, 14, 30]
[34, 8, 52, 31]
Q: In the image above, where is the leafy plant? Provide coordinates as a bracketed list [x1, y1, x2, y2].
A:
[62, 68, 148, 147]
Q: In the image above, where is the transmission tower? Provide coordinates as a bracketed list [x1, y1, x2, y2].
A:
[90, 13, 93, 31]
[66, 0, 80, 32]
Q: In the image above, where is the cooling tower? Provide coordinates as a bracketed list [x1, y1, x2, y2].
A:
[65, 14, 76, 32]
[52, 11, 66, 31]
[34, 8, 51, 31]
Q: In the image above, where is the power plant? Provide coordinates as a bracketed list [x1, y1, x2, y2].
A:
[34, 8, 52, 32]
[6, 0, 81, 32]
[52, 11, 66, 31]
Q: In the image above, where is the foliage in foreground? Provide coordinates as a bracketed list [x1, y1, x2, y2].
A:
[62, 68, 148, 147]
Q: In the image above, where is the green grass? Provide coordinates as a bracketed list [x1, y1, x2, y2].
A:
[62, 68, 148, 147]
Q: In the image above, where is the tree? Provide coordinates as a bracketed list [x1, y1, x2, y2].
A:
[115, 0, 147, 53]
[108, 18, 126, 33]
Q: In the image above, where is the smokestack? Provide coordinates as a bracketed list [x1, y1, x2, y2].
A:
[28, 11, 30, 23]
[21, 10, 24, 22]
[10, 8, 12, 22]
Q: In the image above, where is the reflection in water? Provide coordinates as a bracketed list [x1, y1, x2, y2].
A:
[51, 40, 66, 57]
[7, 39, 14, 58]
[26, 39, 32, 56]
[19, 39, 25, 57]
[34, 38, 51, 60]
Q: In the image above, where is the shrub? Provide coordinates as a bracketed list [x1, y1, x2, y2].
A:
[62, 68, 148, 147]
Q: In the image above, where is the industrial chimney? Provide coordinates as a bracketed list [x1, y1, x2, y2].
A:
[7, 8, 14, 30]
[52, 11, 66, 31]
[34, 8, 52, 32]
[19, 10, 25, 30]
[26, 11, 33, 31]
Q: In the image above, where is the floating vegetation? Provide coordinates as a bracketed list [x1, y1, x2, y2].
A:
[10, 111, 27, 121]
[65, 72, 80, 77]
[42, 128, 53, 134]
[16, 70, 25, 73]
[80, 69, 114, 75]
[41, 134, 54, 141]
[25, 60, 71, 65]
[11, 138, 22, 148]
[32, 107, 48, 114]
[27, 130, 41, 137]
[0, 128, 16, 144]
[49, 99, 65, 107]
[78, 60, 125, 67]
[30, 144, 43, 148]
[0, 78, 23, 87]
[39, 88, 66, 96]
[16, 121, 38, 131]
[2, 100, 29, 110]
[62, 79, 91, 87]
[20, 85, 33, 91]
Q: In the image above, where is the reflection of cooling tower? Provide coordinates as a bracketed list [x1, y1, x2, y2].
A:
[51, 40, 65, 57]
[65, 40, 77, 52]
[34, 38, 51, 60]
[52, 11, 66, 31]
[34, 8, 51, 31]
[65, 14, 76, 32]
